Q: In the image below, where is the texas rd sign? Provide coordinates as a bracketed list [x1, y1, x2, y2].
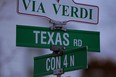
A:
[16, 25, 100, 52]
[17, 0, 99, 24]
[34, 47, 88, 77]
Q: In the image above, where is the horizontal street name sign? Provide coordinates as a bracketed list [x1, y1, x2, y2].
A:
[18, 0, 99, 24]
[34, 47, 88, 77]
[16, 25, 100, 52]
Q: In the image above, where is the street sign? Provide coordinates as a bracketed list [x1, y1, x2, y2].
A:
[17, 0, 99, 24]
[34, 47, 88, 77]
[16, 25, 100, 52]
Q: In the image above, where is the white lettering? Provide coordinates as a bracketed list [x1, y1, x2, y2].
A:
[63, 33, 69, 46]
[51, 57, 55, 70]
[70, 55, 75, 66]
[33, 31, 70, 46]
[63, 55, 68, 68]
[46, 56, 61, 71]
[33, 31, 40, 44]
[55, 33, 62, 45]
[41, 31, 47, 44]
[48, 32, 54, 45]
[46, 58, 50, 71]
[73, 39, 82, 47]
[46, 55, 75, 71]
[74, 39, 77, 46]
[78, 39, 83, 47]
[56, 57, 61, 69]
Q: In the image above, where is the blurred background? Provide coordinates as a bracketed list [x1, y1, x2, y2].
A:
[0, 0, 116, 77]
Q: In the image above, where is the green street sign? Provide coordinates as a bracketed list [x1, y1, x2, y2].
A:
[34, 47, 88, 77]
[16, 25, 100, 52]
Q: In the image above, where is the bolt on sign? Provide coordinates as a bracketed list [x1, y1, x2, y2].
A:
[16, 25, 100, 52]
[34, 47, 88, 77]
[17, 0, 99, 24]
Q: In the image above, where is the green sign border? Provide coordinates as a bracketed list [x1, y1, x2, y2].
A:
[34, 46, 88, 77]
[16, 25, 100, 52]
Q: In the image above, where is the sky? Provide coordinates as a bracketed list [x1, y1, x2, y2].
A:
[0, 0, 116, 77]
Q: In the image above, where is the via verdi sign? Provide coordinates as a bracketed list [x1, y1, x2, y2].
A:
[18, 0, 99, 24]
[34, 47, 88, 77]
[16, 25, 100, 52]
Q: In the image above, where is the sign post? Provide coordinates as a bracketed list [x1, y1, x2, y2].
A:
[16, 25, 100, 52]
[17, 0, 100, 77]
[34, 46, 88, 77]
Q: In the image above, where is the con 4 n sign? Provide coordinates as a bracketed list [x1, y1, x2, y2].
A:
[17, 0, 99, 24]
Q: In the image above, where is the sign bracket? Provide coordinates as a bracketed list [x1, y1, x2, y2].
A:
[49, 19, 67, 31]
[50, 45, 65, 56]
[53, 69, 64, 77]
[50, 45, 65, 76]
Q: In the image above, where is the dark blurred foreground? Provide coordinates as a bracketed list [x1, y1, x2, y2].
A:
[81, 59, 116, 77]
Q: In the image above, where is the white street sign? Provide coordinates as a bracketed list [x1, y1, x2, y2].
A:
[17, 0, 99, 24]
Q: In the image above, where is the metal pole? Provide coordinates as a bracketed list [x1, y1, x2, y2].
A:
[57, 75, 61, 77]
